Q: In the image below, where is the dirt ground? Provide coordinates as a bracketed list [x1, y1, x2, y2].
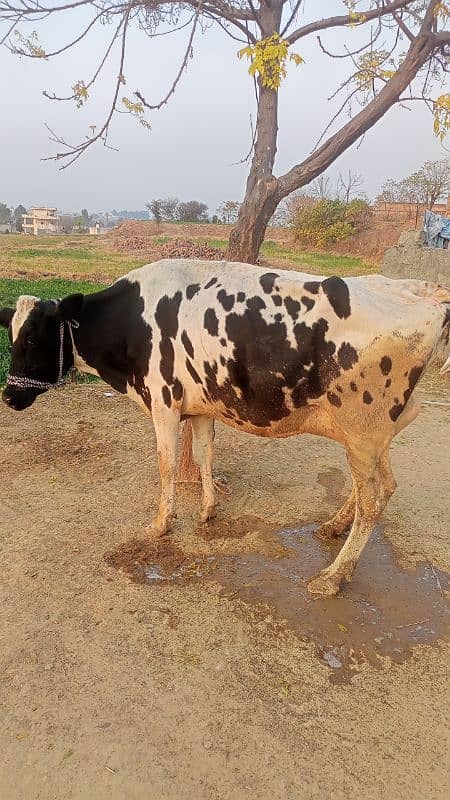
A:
[0, 373, 449, 800]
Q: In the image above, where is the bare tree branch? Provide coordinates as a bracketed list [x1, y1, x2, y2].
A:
[286, 0, 418, 45]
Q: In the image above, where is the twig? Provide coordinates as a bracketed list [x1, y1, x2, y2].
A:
[429, 564, 444, 597]
[396, 619, 429, 628]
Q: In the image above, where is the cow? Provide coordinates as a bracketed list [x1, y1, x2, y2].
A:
[1, 260, 449, 597]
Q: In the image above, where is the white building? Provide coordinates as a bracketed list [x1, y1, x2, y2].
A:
[22, 207, 60, 235]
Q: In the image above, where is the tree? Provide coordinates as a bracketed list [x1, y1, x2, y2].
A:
[176, 201, 209, 223]
[337, 170, 365, 205]
[416, 158, 449, 208]
[81, 208, 91, 226]
[0, 203, 11, 225]
[1, 2, 449, 262]
[218, 200, 241, 225]
[146, 199, 163, 224]
[13, 204, 26, 232]
[160, 197, 179, 222]
[377, 157, 449, 219]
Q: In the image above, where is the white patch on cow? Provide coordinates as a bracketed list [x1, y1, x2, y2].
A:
[11, 295, 39, 341]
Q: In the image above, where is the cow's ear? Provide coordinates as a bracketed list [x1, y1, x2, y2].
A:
[59, 293, 84, 322]
[0, 308, 14, 328]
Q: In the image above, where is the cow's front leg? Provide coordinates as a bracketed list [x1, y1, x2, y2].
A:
[150, 402, 181, 538]
[191, 415, 216, 523]
[315, 483, 356, 540]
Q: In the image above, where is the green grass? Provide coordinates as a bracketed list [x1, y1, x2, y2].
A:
[0, 277, 105, 386]
[192, 237, 376, 276]
[0, 235, 147, 279]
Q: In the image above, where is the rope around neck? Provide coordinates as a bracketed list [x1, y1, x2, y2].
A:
[6, 319, 79, 391]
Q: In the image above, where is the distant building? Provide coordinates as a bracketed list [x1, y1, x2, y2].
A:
[0, 223, 12, 234]
[375, 195, 450, 218]
[22, 207, 60, 235]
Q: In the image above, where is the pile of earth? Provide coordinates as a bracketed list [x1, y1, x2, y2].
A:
[108, 220, 225, 260]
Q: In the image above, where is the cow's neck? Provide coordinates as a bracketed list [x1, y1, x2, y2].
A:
[67, 280, 151, 395]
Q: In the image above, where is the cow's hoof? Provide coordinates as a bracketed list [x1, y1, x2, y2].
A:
[198, 504, 217, 524]
[307, 569, 342, 597]
[148, 516, 173, 539]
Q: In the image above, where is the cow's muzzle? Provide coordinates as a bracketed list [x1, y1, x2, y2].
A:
[2, 387, 38, 411]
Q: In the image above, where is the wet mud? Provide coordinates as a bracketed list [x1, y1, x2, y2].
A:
[105, 525, 449, 683]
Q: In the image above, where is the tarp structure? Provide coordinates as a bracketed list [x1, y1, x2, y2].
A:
[423, 210, 450, 249]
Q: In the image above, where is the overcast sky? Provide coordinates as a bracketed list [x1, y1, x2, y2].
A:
[0, 1, 447, 215]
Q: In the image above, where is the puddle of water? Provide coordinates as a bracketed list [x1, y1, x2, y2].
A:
[105, 526, 449, 683]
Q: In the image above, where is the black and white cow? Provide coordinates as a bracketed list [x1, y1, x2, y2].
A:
[1, 260, 449, 596]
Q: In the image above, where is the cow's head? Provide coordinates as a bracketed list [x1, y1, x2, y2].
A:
[0, 293, 84, 411]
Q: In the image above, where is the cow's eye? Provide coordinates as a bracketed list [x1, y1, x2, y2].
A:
[27, 337, 37, 346]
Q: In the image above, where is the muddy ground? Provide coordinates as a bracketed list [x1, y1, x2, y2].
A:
[0, 377, 449, 800]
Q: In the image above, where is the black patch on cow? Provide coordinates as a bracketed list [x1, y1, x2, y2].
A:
[259, 273, 279, 294]
[204, 277, 217, 289]
[220, 355, 226, 366]
[246, 296, 266, 312]
[162, 385, 171, 407]
[389, 365, 423, 422]
[201, 296, 340, 427]
[336, 384, 343, 393]
[186, 283, 200, 300]
[19, 280, 154, 405]
[220, 337, 227, 347]
[321, 276, 351, 319]
[181, 330, 194, 359]
[274, 313, 282, 322]
[186, 358, 202, 384]
[350, 382, 358, 392]
[155, 291, 182, 340]
[172, 378, 183, 401]
[301, 295, 315, 312]
[327, 391, 342, 408]
[159, 338, 175, 385]
[380, 355, 392, 375]
[217, 289, 235, 312]
[237, 292, 245, 303]
[204, 308, 219, 336]
[303, 281, 320, 295]
[385, 378, 392, 388]
[337, 342, 358, 371]
[363, 390, 373, 405]
[283, 295, 301, 319]
[272, 294, 282, 307]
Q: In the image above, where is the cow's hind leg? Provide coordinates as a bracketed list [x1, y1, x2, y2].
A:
[308, 443, 391, 597]
[150, 402, 181, 538]
[315, 482, 356, 540]
[191, 415, 216, 523]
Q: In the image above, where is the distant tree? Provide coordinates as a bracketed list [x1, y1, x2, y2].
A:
[292, 196, 371, 247]
[416, 158, 449, 209]
[211, 214, 220, 224]
[337, 170, 364, 206]
[377, 158, 449, 221]
[13, 204, 27, 232]
[218, 200, 241, 225]
[81, 208, 91, 226]
[160, 197, 179, 222]
[309, 176, 332, 201]
[176, 201, 209, 223]
[60, 214, 75, 233]
[146, 199, 163, 224]
[0, 203, 11, 225]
